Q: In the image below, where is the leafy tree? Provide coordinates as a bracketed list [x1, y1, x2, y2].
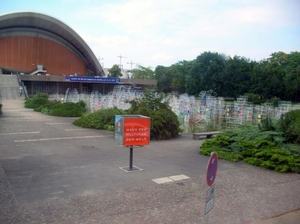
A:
[108, 64, 122, 78]
[249, 60, 285, 100]
[284, 52, 300, 101]
[169, 60, 194, 93]
[152, 50, 300, 103]
[224, 56, 253, 98]
[131, 65, 154, 79]
[154, 65, 172, 92]
[185, 52, 226, 95]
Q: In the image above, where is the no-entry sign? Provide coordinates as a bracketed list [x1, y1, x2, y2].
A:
[206, 152, 218, 186]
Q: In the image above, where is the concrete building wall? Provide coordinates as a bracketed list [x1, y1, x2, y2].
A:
[0, 36, 86, 75]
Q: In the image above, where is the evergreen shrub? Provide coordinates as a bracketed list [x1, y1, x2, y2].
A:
[200, 124, 300, 173]
[73, 107, 126, 130]
[49, 102, 84, 117]
[24, 93, 87, 117]
[244, 93, 263, 104]
[279, 109, 300, 144]
[258, 116, 277, 132]
[76, 100, 86, 113]
[126, 89, 181, 140]
[35, 100, 60, 112]
[267, 97, 281, 107]
[25, 92, 49, 109]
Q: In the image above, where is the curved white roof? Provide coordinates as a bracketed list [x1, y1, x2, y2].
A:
[0, 11, 105, 76]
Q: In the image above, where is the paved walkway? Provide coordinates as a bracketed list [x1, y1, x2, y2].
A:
[0, 99, 300, 223]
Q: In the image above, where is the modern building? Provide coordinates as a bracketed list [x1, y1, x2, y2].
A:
[0, 11, 156, 96]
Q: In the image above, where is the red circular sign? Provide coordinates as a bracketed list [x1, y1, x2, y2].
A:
[206, 152, 218, 186]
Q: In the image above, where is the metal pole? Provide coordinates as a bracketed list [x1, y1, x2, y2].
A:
[129, 146, 133, 170]
[205, 213, 209, 223]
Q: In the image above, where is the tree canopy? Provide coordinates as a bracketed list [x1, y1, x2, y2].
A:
[130, 65, 155, 79]
[152, 51, 300, 102]
[108, 64, 122, 78]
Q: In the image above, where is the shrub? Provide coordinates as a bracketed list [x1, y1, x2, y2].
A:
[76, 100, 86, 113]
[25, 97, 48, 109]
[150, 109, 181, 140]
[258, 116, 277, 132]
[0, 103, 2, 114]
[25, 92, 49, 109]
[49, 102, 83, 117]
[267, 97, 281, 107]
[35, 92, 49, 99]
[199, 124, 300, 173]
[73, 107, 126, 129]
[279, 109, 300, 143]
[127, 99, 181, 140]
[244, 93, 263, 104]
[35, 100, 60, 112]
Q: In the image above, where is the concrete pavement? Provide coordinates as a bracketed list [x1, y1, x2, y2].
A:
[0, 99, 300, 223]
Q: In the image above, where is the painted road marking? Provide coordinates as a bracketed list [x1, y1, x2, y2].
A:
[1, 118, 34, 120]
[152, 174, 190, 184]
[0, 131, 40, 135]
[14, 135, 107, 142]
[46, 123, 70, 125]
[50, 191, 64, 195]
[5, 120, 52, 122]
[5, 119, 50, 122]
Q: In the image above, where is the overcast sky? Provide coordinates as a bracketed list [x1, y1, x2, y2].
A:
[1, 0, 300, 70]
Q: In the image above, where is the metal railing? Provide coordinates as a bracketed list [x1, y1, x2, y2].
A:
[17, 73, 29, 99]
[17, 72, 29, 99]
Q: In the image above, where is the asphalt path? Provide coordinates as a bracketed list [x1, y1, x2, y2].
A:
[0, 99, 299, 223]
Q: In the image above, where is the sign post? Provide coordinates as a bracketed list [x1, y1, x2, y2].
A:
[204, 152, 218, 222]
[206, 152, 218, 187]
[115, 115, 150, 171]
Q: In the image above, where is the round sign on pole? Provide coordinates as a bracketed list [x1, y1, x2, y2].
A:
[206, 152, 218, 186]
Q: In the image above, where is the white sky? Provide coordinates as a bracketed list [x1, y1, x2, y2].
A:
[1, 0, 300, 69]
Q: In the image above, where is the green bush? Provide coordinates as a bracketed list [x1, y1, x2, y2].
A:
[279, 109, 300, 143]
[267, 97, 281, 107]
[150, 109, 181, 140]
[244, 93, 263, 104]
[25, 97, 48, 109]
[258, 116, 277, 132]
[35, 92, 49, 99]
[49, 102, 83, 117]
[25, 93, 49, 109]
[73, 107, 126, 130]
[200, 124, 300, 173]
[125, 89, 181, 140]
[76, 100, 86, 113]
[0, 103, 2, 114]
[35, 100, 61, 112]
